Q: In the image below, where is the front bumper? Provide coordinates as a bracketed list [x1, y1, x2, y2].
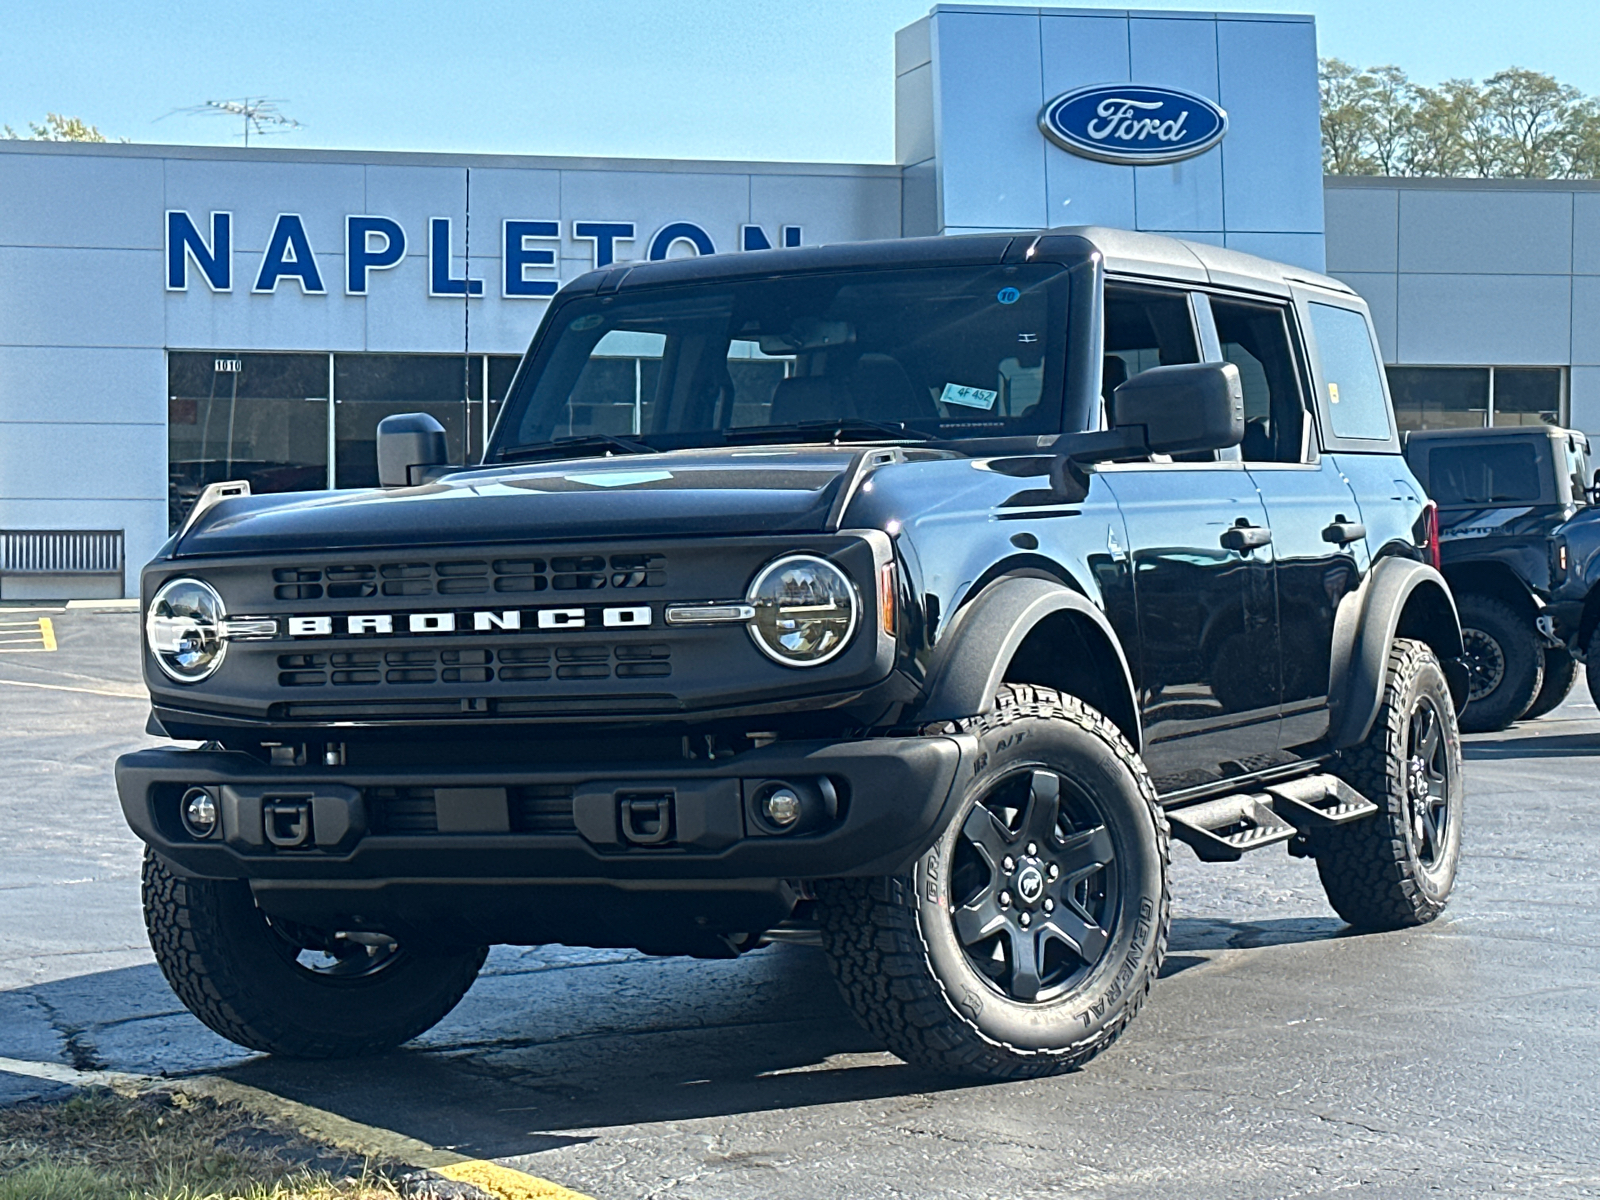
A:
[116, 734, 973, 886]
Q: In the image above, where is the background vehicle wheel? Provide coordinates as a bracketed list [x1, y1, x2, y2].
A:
[1587, 631, 1600, 712]
[1454, 594, 1542, 732]
[1317, 639, 1464, 930]
[817, 685, 1169, 1080]
[143, 849, 487, 1058]
[1521, 646, 1578, 720]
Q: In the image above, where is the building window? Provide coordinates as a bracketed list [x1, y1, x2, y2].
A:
[1386, 365, 1565, 433]
[167, 352, 329, 532]
[167, 351, 527, 529]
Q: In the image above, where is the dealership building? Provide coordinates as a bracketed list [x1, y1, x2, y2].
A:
[2, 3, 1598, 599]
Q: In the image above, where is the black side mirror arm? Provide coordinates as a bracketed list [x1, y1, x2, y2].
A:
[1048, 426, 1150, 501]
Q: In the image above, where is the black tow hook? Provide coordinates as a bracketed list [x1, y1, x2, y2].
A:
[264, 800, 314, 848]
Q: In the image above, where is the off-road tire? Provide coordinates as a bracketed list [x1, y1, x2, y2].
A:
[1455, 593, 1542, 732]
[1522, 646, 1578, 721]
[143, 849, 487, 1058]
[1586, 631, 1600, 714]
[817, 685, 1169, 1080]
[1317, 639, 1463, 930]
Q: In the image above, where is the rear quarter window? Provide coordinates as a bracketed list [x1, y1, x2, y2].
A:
[1308, 303, 1392, 442]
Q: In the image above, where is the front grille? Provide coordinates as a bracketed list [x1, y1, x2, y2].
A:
[275, 643, 670, 688]
[271, 553, 666, 602]
[366, 785, 577, 834]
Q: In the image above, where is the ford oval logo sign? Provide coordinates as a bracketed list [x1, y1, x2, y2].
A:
[1039, 84, 1228, 166]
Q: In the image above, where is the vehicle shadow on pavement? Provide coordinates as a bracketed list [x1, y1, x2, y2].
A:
[1462, 730, 1600, 759]
[1168, 915, 1348, 952]
[1, 946, 977, 1158]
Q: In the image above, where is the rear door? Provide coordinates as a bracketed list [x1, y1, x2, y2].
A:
[1098, 282, 1282, 794]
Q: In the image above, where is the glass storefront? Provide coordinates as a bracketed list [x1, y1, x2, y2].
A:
[167, 351, 520, 531]
[1387, 365, 1565, 433]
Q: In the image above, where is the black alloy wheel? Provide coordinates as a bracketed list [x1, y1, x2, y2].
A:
[1454, 594, 1543, 733]
[949, 768, 1118, 1003]
[1316, 638, 1464, 929]
[818, 686, 1169, 1080]
[1403, 695, 1453, 879]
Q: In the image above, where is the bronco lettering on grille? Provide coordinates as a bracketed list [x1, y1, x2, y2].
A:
[258, 605, 655, 639]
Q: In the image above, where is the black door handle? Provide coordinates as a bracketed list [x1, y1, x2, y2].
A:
[1321, 519, 1367, 545]
[1221, 523, 1273, 552]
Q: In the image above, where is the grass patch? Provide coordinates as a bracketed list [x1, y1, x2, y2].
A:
[0, 1088, 404, 1200]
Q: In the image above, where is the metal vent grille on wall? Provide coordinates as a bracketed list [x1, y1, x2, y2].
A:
[0, 530, 125, 575]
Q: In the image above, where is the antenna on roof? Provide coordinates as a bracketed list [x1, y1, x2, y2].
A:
[168, 98, 303, 147]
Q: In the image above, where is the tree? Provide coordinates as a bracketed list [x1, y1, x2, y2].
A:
[2, 113, 110, 142]
[1319, 60, 1599, 179]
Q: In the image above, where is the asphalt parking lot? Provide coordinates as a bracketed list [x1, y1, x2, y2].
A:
[2, 604, 1598, 1199]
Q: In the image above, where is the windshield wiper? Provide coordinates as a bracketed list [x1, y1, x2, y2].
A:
[722, 418, 937, 445]
[497, 434, 661, 463]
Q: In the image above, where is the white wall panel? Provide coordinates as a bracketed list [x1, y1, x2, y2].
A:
[362, 166, 468, 261]
[363, 257, 485, 354]
[749, 174, 902, 247]
[1216, 18, 1323, 235]
[166, 251, 363, 352]
[1397, 274, 1572, 365]
[0, 247, 164, 349]
[1574, 193, 1600, 276]
[1223, 230, 1324, 272]
[1331, 272, 1398, 362]
[0, 347, 165, 424]
[1571, 275, 1600, 366]
[1129, 18, 1223, 233]
[1040, 15, 1136, 233]
[0, 422, 165, 501]
[1570, 366, 1600, 437]
[896, 64, 935, 166]
[1397, 190, 1573, 275]
[1324, 187, 1398, 273]
[163, 158, 364, 255]
[929, 10, 1048, 231]
[464, 257, 546, 356]
[0, 153, 163, 250]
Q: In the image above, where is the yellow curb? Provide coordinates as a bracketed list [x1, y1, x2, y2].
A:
[0, 1057, 596, 1200]
[38, 618, 56, 652]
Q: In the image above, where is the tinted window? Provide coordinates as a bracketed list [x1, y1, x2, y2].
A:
[1209, 298, 1306, 463]
[1492, 367, 1562, 428]
[1102, 285, 1199, 417]
[1309, 303, 1392, 441]
[1427, 442, 1543, 505]
[1388, 367, 1489, 432]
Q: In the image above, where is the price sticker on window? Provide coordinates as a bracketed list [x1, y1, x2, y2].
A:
[941, 382, 999, 411]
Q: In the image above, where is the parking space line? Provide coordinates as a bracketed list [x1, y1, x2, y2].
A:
[0, 677, 146, 700]
[0, 1055, 596, 1200]
[0, 618, 56, 653]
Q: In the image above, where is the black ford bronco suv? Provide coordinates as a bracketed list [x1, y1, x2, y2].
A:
[1404, 426, 1594, 730]
[119, 227, 1468, 1080]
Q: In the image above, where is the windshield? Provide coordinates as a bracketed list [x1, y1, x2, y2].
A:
[491, 264, 1070, 455]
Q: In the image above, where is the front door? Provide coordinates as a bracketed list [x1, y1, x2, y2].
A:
[1104, 464, 1282, 793]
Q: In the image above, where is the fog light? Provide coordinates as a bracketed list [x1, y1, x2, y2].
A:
[762, 787, 803, 828]
[181, 788, 218, 839]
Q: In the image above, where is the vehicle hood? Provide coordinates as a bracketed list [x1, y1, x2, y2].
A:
[172, 447, 872, 557]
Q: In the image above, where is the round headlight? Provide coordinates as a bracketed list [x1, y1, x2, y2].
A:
[747, 554, 858, 667]
[146, 578, 227, 682]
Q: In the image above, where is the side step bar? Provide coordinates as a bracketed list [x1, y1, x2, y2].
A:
[1166, 774, 1379, 863]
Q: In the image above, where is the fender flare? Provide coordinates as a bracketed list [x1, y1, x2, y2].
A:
[909, 576, 1142, 750]
[1328, 557, 1465, 749]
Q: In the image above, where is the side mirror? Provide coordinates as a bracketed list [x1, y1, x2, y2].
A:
[1110, 362, 1245, 456]
[376, 413, 448, 488]
[1049, 362, 1245, 499]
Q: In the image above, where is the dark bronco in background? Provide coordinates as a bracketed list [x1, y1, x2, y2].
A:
[119, 227, 1467, 1081]
[1404, 426, 1597, 731]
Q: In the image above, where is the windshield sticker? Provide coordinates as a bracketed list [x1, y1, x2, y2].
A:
[569, 314, 605, 332]
[941, 383, 999, 411]
[565, 470, 674, 488]
[996, 287, 1020, 304]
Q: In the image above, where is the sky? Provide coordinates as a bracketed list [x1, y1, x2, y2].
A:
[3, 0, 1598, 164]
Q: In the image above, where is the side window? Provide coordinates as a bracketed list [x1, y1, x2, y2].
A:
[1102, 284, 1199, 423]
[1209, 297, 1308, 464]
[1308, 302, 1392, 442]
